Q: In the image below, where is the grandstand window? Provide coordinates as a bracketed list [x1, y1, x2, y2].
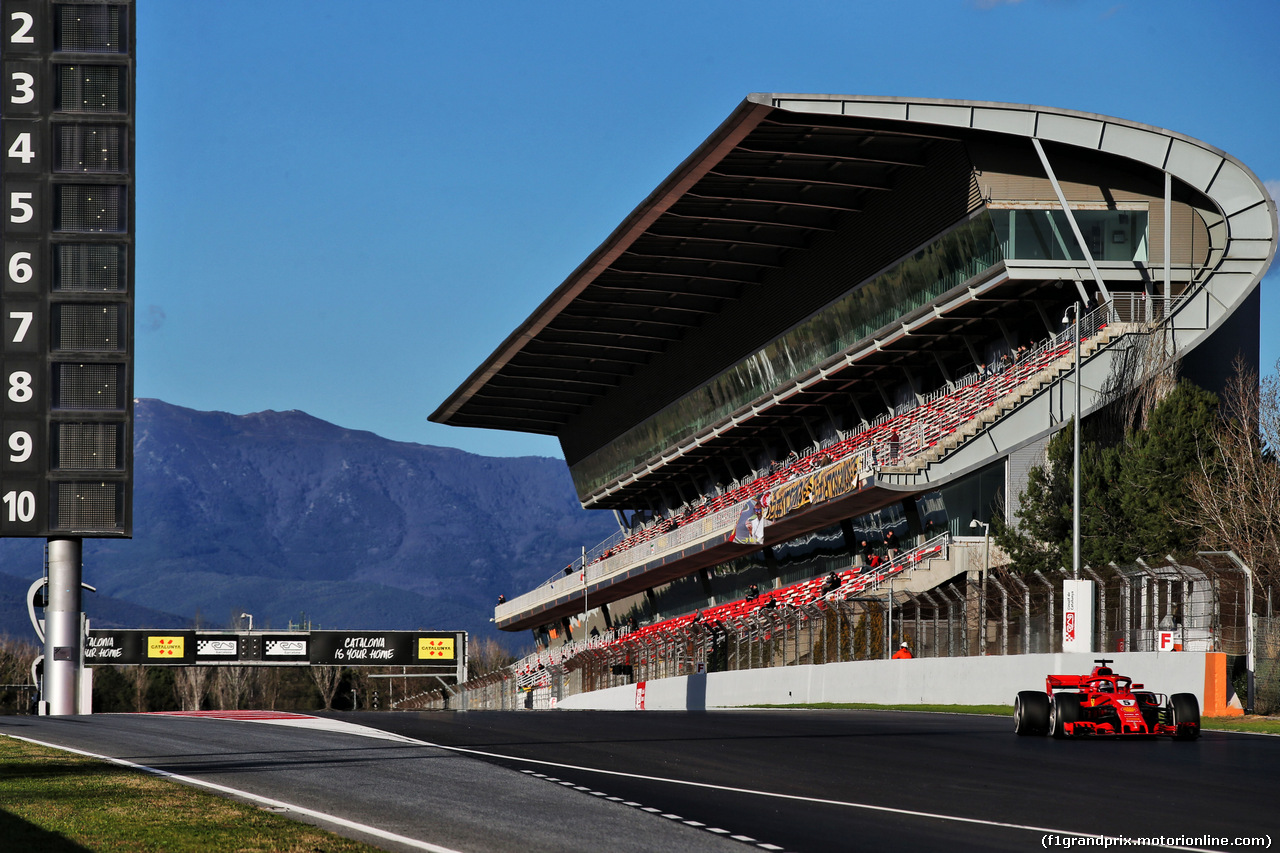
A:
[937, 460, 1005, 537]
[992, 208, 1149, 263]
[569, 212, 1005, 496]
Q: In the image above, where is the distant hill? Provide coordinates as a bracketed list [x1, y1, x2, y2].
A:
[0, 400, 617, 649]
[0, 569, 189, 643]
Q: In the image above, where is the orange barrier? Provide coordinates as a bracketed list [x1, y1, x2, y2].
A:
[1202, 652, 1244, 717]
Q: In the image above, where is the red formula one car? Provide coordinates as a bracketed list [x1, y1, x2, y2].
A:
[1013, 659, 1200, 740]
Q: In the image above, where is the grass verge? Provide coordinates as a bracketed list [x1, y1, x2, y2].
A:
[743, 703, 1280, 733]
[745, 702, 1014, 715]
[0, 736, 387, 853]
[1199, 716, 1280, 735]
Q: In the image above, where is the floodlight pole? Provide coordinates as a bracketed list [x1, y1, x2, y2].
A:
[1067, 303, 1081, 581]
[970, 519, 991, 654]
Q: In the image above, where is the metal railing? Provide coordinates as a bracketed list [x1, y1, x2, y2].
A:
[499, 293, 1187, 624]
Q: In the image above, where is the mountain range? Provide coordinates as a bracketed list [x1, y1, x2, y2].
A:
[0, 400, 617, 649]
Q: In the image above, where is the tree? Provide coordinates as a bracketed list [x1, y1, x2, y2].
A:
[994, 424, 1072, 575]
[1117, 379, 1218, 560]
[214, 665, 252, 710]
[1184, 358, 1280, 595]
[173, 666, 210, 711]
[997, 380, 1219, 573]
[467, 637, 516, 680]
[308, 665, 343, 710]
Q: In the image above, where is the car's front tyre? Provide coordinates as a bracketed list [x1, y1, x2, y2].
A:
[1170, 693, 1200, 741]
[1050, 693, 1083, 739]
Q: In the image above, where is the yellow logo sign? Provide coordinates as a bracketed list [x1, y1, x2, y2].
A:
[147, 636, 184, 658]
[418, 637, 455, 660]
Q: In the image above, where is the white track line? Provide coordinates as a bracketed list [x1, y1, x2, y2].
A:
[12, 716, 1232, 853]
[370, 733, 1226, 853]
[5, 733, 464, 853]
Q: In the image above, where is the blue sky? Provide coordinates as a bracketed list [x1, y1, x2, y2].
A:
[137, 0, 1279, 459]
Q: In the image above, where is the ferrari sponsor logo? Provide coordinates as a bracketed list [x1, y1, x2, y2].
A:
[418, 638, 454, 660]
[148, 636, 184, 658]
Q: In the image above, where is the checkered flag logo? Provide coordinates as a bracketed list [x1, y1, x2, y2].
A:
[197, 639, 237, 656]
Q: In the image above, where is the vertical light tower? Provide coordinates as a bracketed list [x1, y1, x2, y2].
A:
[1, 0, 135, 715]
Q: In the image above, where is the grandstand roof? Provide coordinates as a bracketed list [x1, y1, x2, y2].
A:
[432, 95, 1275, 509]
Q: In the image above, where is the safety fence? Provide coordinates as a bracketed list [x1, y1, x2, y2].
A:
[420, 549, 1255, 712]
[1255, 616, 1280, 715]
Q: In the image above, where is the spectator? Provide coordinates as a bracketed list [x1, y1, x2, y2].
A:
[746, 583, 759, 601]
[859, 539, 871, 566]
[892, 642, 913, 660]
[884, 530, 898, 559]
[497, 594, 506, 605]
[823, 572, 841, 593]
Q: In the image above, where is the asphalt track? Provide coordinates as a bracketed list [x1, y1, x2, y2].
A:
[2, 709, 1276, 853]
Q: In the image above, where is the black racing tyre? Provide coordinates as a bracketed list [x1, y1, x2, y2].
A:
[1014, 690, 1050, 736]
[1170, 693, 1201, 741]
[1051, 693, 1083, 739]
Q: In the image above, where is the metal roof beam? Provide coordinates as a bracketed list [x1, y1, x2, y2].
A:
[735, 141, 927, 168]
[621, 245, 783, 268]
[546, 318, 686, 343]
[644, 224, 809, 250]
[662, 209, 836, 231]
[685, 186, 861, 212]
[572, 293, 720, 316]
[535, 331, 667, 355]
[587, 277, 743, 298]
[600, 265, 760, 287]
[708, 165, 892, 192]
[519, 343, 651, 365]
[555, 306, 693, 330]
[760, 114, 962, 142]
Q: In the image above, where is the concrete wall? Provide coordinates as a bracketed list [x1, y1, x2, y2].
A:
[556, 652, 1219, 711]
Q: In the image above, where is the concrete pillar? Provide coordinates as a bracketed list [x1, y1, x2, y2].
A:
[43, 538, 83, 716]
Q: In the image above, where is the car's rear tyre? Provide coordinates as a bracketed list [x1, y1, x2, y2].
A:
[1050, 693, 1083, 739]
[1170, 693, 1200, 741]
[1014, 691, 1050, 736]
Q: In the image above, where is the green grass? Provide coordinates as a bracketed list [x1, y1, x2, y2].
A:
[0, 736, 387, 853]
[1200, 716, 1280, 735]
[743, 702, 1280, 734]
[743, 702, 1014, 715]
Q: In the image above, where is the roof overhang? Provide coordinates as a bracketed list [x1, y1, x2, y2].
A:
[432, 95, 1277, 503]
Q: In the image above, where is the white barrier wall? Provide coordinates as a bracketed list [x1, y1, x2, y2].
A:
[555, 652, 1213, 711]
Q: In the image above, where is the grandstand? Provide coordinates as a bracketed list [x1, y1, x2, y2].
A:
[432, 95, 1276, 668]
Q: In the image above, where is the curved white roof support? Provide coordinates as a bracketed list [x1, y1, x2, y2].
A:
[755, 94, 1277, 355]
